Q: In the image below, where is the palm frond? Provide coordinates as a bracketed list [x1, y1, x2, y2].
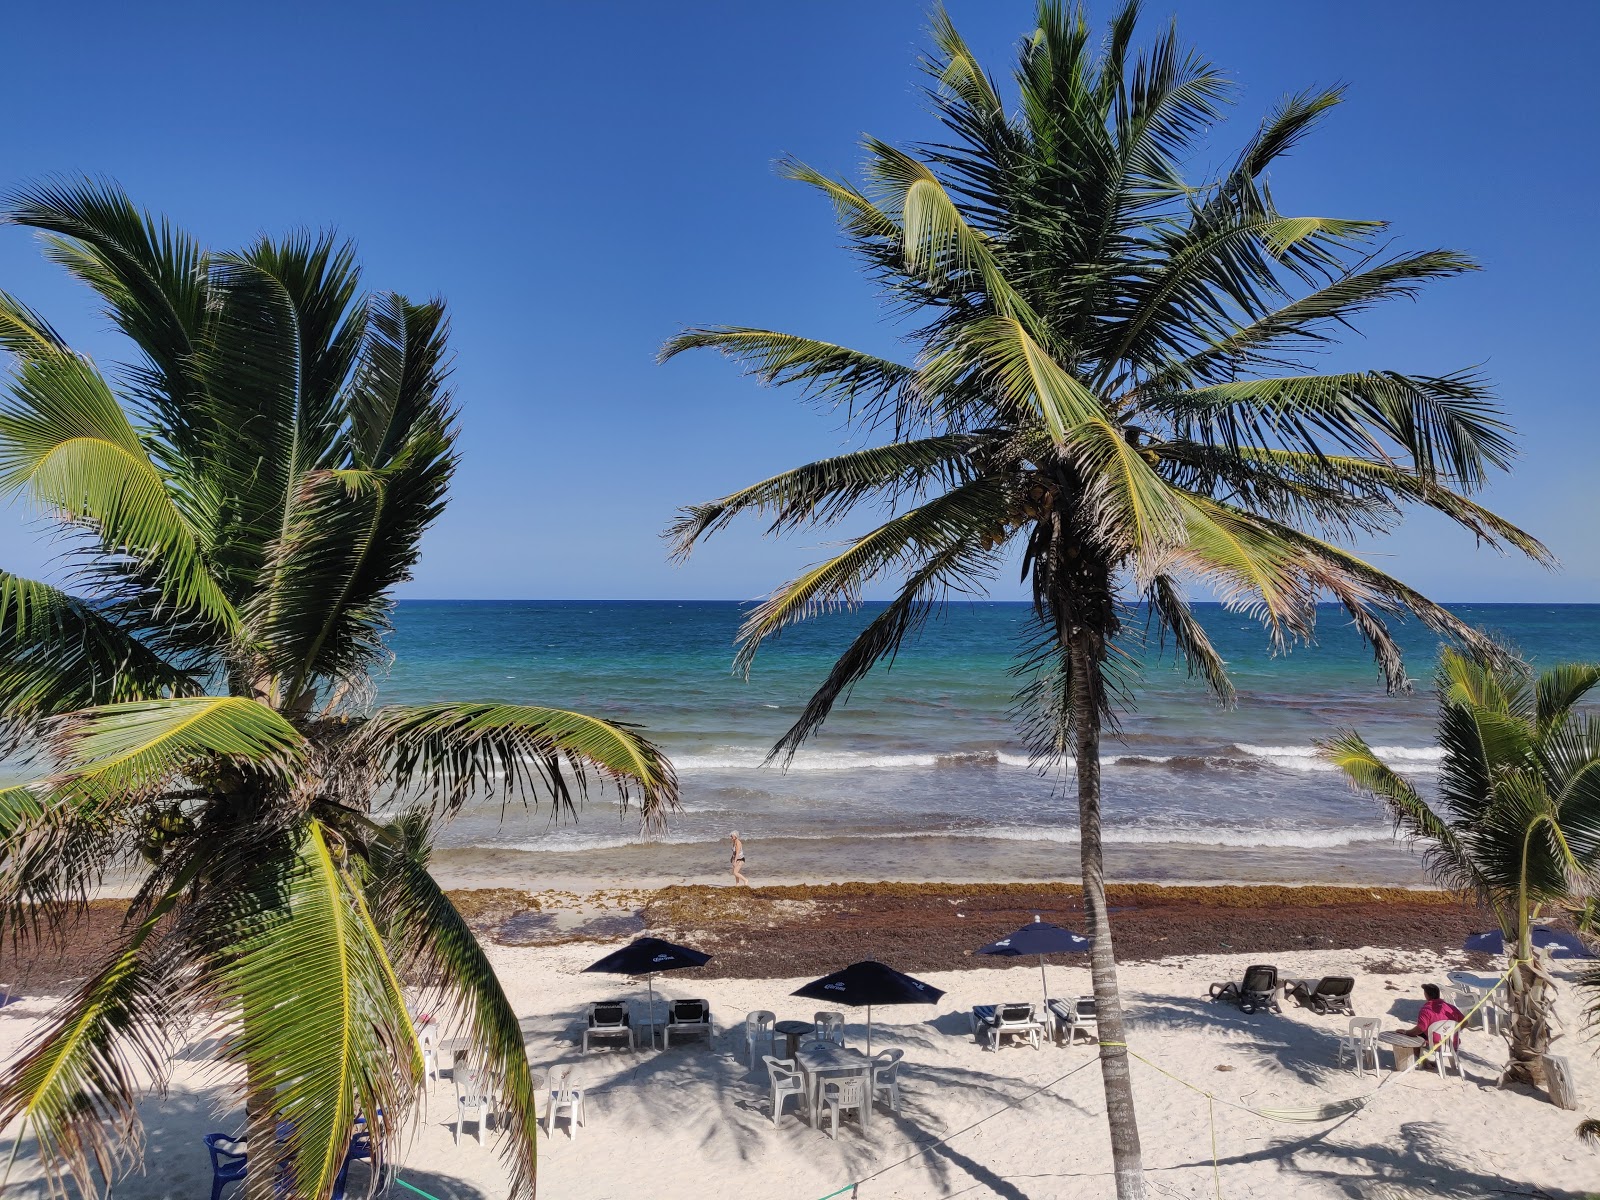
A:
[0, 858, 194, 1196]
[355, 703, 678, 829]
[0, 570, 198, 741]
[665, 434, 982, 559]
[1321, 730, 1486, 896]
[47, 697, 307, 799]
[0, 353, 236, 628]
[0, 291, 68, 359]
[364, 817, 539, 1198]
[1536, 663, 1600, 736]
[1143, 574, 1234, 704]
[208, 822, 418, 1200]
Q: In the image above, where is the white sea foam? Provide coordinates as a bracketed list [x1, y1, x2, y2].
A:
[483, 822, 1391, 854]
[1233, 743, 1443, 773]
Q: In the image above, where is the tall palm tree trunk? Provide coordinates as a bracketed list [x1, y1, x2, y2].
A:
[1504, 926, 1553, 1087]
[1069, 629, 1146, 1200]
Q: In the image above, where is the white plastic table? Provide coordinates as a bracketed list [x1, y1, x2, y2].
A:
[796, 1043, 872, 1131]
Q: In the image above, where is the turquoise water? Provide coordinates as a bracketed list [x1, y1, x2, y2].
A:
[379, 601, 1600, 882]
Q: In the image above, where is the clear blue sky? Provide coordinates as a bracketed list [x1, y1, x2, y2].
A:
[3, 1, 1595, 602]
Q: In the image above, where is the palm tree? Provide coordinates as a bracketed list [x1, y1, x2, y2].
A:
[1324, 649, 1600, 1094]
[659, 5, 1546, 1193]
[0, 180, 676, 1199]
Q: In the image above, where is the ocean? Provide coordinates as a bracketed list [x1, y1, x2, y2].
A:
[380, 601, 1600, 887]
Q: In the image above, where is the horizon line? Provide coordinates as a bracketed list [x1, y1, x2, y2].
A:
[392, 597, 1600, 606]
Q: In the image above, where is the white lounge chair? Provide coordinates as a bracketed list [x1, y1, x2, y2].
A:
[453, 1065, 496, 1146]
[820, 1074, 868, 1138]
[984, 1002, 1044, 1051]
[582, 1000, 635, 1052]
[814, 1011, 846, 1048]
[870, 1049, 903, 1114]
[745, 1010, 776, 1070]
[1337, 1017, 1381, 1076]
[544, 1067, 586, 1138]
[1428, 1021, 1464, 1079]
[664, 998, 713, 1048]
[1047, 996, 1097, 1046]
[764, 1055, 805, 1126]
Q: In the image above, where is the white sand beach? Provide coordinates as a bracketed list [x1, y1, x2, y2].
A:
[3, 936, 1594, 1199]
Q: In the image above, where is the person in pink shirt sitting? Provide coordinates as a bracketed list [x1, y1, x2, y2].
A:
[1401, 983, 1465, 1053]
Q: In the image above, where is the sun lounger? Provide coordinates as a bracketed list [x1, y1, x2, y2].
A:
[1285, 975, 1355, 1016]
[1047, 996, 1098, 1045]
[975, 1001, 1045, 1051]
[582, 999, 634, 1052]
[664, 998, 713, 1048]
[1208, 964, 1281, 1013]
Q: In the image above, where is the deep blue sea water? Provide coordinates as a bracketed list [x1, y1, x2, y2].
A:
[375, 601, 1600, 882]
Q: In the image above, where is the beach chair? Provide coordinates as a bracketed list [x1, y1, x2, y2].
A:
[1046, 996, 1098, 1046]
[745, 1010, 776, 1069]
[814, 1011, 846, 1048]
[820, 1074, 868, 1139]
[1337, 1017, 1381, 1076]
[582, 999, 635, 1052]
[544, 1067, 587, 1138]
[453, 1066, 497, 1146]
[871, 1049, 904, 1114]
[417, 1025, 439, 1084]
[1286, 976, 1355, 1016]
[764, 1056, 806, 1126]
[664, 998, 713, 1048]
[1427, 1021, 1464, 1079]
[1208, 964, 1281, 1013]
[204, 1133, 249, 1200]
[983, 1002, 1045, 1051]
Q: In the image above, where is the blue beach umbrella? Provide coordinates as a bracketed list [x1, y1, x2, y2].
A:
[978, 915, 1091, 1012]
[1463, 928, 1595, 960]
[792, 961, 945, 1057]
[584, 937, 712, 1043]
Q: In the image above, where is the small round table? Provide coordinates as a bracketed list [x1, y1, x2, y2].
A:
[774, 1020, 815, 1059]
[1377, 1031, 1423, 1072]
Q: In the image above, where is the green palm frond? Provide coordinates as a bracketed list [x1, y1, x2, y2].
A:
[1320, 730, 1486, 897]
[658, 328, 914, 419]
[1536, 663, 1600, 735]
[0, 291, 68, 359]
[733, 475, 1014, 673]
[666, 435, 982, 558]
[365, 817, 539, 1198]
[0, 354, 236, 628]
[0, 859, 194, 1196]
[1144, 574, 1233, 704]
[210, 822, 418, 1200]
[0, 571, 199, 739]
[47, 697, 307, 798]
[1158, 370, 1516, 487]
[356, 703, 678, 828]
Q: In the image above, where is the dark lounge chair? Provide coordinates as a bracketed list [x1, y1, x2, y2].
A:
[1208, 964, 1281, 1013]
[1285, 975, 1355, 1016]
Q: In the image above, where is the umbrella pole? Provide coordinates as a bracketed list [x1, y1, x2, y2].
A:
[866, 1005, 872, 1059]
[1039, 954, 1050, 1012]
[648, 974, 657, 1048]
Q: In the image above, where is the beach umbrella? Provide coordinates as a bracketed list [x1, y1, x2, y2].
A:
[977, 915, 1091, 1013]
[792, 960, 945, 1057]
[583, 937, 712, 1044]
[1463, 928, 1595, 960]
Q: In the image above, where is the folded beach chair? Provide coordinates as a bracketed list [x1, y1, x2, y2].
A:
[1208, 964, 1281, 1014]
[1285, 975, 1355, 1016]
[664, 998, 713, 1048]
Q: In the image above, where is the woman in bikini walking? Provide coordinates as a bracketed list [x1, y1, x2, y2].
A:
[729, 831, 749, 886]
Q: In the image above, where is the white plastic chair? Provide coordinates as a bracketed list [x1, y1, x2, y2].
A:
[1063, 996, 1097, 1046]
[820, 1074, 868, 1138]
[814, 1011, 846, 1048]
[664, 999, 713, 1049]
[453, 1065, 496, 1146]
[582, 1000, 635, 1052]
[1337, 1017, 1381, 1076]
[1448, 987, 1484, 1031]
[745, 1011, 776, 1070]
[544, 1067, 586, 1138]
[1428, 1021, 1463, 1079]
[763, 1055, 805, 1126]
[870, 1049, 903, 1114]
[417, 1025, 438, 1084]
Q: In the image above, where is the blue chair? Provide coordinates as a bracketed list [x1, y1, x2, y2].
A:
[203, 1134, 248, 1200]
